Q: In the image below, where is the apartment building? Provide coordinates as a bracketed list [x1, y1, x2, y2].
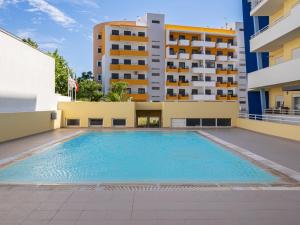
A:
[93, 13, 247, 110]
[248, 0, 300, 113]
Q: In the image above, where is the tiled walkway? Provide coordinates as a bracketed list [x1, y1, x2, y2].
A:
[0, 128, 300, 225]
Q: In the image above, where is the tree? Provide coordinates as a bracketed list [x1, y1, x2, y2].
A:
[77, 71, 93, 83]
[77, 79, 103, 101]
[48, 50, 74, 95]
[106, 82, 129, 102]
[22, 38, 39, 49]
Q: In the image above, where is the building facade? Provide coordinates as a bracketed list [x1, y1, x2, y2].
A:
[247, 0, 300, 113]
[93, 13, 247, 110]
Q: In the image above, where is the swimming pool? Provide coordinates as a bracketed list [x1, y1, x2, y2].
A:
[0, 131, 278, 184]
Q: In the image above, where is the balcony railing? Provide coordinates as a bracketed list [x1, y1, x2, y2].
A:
[239, 113, 300, 125]
[264, 109, 300, 116]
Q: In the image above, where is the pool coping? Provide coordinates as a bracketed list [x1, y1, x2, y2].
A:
[0, 129, 300, 190]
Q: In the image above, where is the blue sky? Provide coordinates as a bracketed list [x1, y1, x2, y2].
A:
[0, 0, 243, 76]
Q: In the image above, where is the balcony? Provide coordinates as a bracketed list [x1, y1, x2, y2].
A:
[227, 82, 238, 88]
[227, 69, 238, 75]
[166, 80, 178, 86]
[250, 3, 300, 52]
[178, 53, 190, 60]
[111, 79, 148, 86]
[166, 39, 178, 45]
[192, 81, 216, 87]
[178, 95, 189, 100]
[178, 67, 190, 73]
[178, 39, 190, 46]
[192, 67, 216, 74]
[110, 64, 148, 71]
[228, 56, 238, 62]
[216, 95, 228, 100]
[191, 54, 216, 61]
[216, 69, 228, 75]
[191, 40, 205, 47]
[127, 93, 149, 101]
[204, 41, 216, 48]
[216, 42, 228, 49]
[110, 35, 148, 42]
[250, 0, 285, 16]
[216, 55, 228, 61]
[110, 49, 148, 57]
[167, 53, 178, 59]
[166, 67, 178, 73]
[178, 81, 189, 86]
[227, 95, 238, 100]
[216, 82, 228, 88]
[192, 95, 216, 101]
[248, 57, 300, 89]
[166, 94, 178, 100]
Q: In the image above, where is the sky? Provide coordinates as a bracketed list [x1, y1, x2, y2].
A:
[0, 0, 243, 76]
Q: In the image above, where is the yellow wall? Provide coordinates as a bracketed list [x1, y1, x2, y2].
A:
[0, 111, 61, 143]
[58, 102, 136, 128]
[162, 102, 239, 127]
[237, 118, 300, 142]
[268, 85, 300, 109]
[58, 102, 239, 128]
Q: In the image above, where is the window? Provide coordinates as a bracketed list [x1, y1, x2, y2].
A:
[152, 20, 160, 24]
[97, 61, 102, 67]
[192, 63, 198, 68]
[111, 73, 119, 79]
[179, 89, 186, 96]
[179, 35, 185, 40]
[111, 59, 119, 64]
[98, 75, 102, 81]
[192, 36, 198, 41]
[97, 34, 102, 39]
[138, 32, 145, 37]
[138, 46, 145, 51]
[89, 119, 103, 127]
[124, 31, 131, 36]
[167, 89, 174, 95]
[124, 45, 131, 50]
[217, 64, 223, 69]
[152, 87, 160, 90]
[206, 50, 211, 55]
[138, 88, 145, 94]
[217, 90, 223, 96]
[152, 59, 160, 62]
[216, 38, 223, 43]
[66, 119, 80, 127]
[179, 49, 186, 54]
[152, 45, 160, 49]
[167, 75, 174, 81]
[217, 51, 223, 56]
[202, 119, 216, 127]
[112, 30, 119, 35]
[192, 76, 198, 81]
[191, 89, 198, 95]
[206, 37, 211, 42]
[124, 59, 131, 65]
[113, 119, 126, 127]
[112, 44, 119, 50]
[124, 73, 131, 79]
[186, 119, 200, 127]
[97, 48, 102, 53]
[205, 89, 212, 95]
[138, 60, 145, 65]
[217, 119, 231, 127]
[138, 74, 145, 80]
[179, 62, 186, 68]
[152, 73, 160, 76]
[127, 88, 131, 94]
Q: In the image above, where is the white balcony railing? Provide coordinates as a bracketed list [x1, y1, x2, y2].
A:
[191, 54, 216, 60]
[192, 81, 216, 87]
[192, 95, 216, 101]
[192, 67, 216, 74]
[167, 40, 178, 45]
[178, 53, 190, 60]
[216, 42, 228, 48]
[191, 40, 205, 47]
[204, 41, 216, 48]
[216, 55, 228, 61]
[167, 53, 177, 59]
[178, 39, 190, 46]
[239, 113, 300, 125]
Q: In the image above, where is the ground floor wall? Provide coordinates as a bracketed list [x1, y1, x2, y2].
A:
[268, 85, 300, 109]
[0, 110, 61, 143]
[236, 118, 300, 142]
[58, 101, 239, 128]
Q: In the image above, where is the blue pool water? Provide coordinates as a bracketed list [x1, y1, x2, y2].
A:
[0, 131, 278, 184]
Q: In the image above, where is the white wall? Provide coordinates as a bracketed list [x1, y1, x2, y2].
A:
[0, 28, 56, 112]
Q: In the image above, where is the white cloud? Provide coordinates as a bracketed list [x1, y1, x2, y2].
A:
[16, 28, 36, 38]
[0, 0, 4, 7]
[27, 0, 76, 27]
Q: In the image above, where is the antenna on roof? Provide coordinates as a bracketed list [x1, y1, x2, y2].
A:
[224, 17, 228, 29]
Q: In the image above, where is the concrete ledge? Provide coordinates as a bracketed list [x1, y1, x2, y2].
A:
[236, 118, 300, 142]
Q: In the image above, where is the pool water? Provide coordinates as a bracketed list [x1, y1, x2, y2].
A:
[0, 131, 278, 184]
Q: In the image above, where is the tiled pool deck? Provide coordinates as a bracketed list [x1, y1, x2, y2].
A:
[0, 128, 300, 225]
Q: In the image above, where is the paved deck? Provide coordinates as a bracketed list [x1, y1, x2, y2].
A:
[0, 128, 300, 225]
[205, 128, 300, 172]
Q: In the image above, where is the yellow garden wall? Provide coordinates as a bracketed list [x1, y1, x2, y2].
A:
[236, 118, 300, 142]
[0, 110, 61, 143]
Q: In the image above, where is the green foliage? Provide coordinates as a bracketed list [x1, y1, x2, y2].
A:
[77, 71, 93, 83]
[77, 79, 103, 102]
[106, 82, 129, 102]
[22, 38, 38, 49]
[48, 50, 74, 95]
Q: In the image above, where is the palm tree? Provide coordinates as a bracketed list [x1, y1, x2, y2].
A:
[105, 82, 130, 102]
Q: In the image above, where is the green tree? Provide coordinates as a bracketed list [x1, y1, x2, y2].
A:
[77, 79, 103, 101]
[22, 38, 38, 49]
[48, 50, 74, 95]
[106, 82, 129, 102]
[77, 71, 93, 83]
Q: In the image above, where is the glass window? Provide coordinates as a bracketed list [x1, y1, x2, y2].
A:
[191, 89, 198, 95]
[89, 119, 103, 127]
[138, 46, 145, 51]
[202, 119, 216, 127]
[111, 59, 119, 64]
[217, 119, 231, 127]
[124, 45, 131, 50]
[124, 31, 131, 36]
[186, 119, 200, 127]
[138, 88, 145, 94]
[124, 73, 131, 79]
[138, 32, 145, 37]
[112, 44, 119, 50]
[111, 73, 119, 79]
[112, 119, 126, 126]
[138, 74, 145, 80]
[112, 30, 119, 35]
[152, 20, 160, 24]
[124, 59, 131, 65]
[66, 119, 80, 127]
[138, 60, 145, 65]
